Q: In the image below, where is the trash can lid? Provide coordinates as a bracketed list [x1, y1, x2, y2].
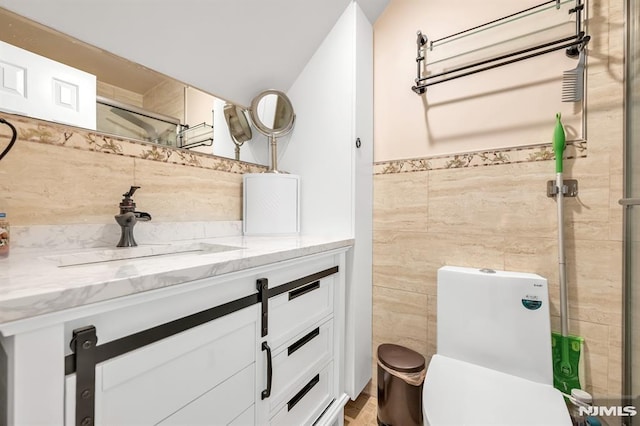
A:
[378, 343, 425, 373]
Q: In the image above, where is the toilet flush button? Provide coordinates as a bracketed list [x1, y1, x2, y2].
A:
[522, 298, 543, 310]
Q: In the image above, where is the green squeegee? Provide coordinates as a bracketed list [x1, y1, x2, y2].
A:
[550, 113, 584, 394]
[552, 333, 584, 393]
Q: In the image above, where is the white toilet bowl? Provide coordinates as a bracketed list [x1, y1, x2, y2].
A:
[423, 355, 571, 425]
[423, 266, 572, 426]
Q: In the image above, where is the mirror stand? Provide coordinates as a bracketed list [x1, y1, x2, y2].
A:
[268, 135, 282, 173]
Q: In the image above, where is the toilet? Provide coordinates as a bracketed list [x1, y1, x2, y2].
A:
[423, 266, 572, 426]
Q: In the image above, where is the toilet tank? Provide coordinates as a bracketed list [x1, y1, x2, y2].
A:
[437, 266, 553, 385]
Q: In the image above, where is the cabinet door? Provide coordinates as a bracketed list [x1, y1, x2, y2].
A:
[157, 364, 254, 426]
[65, 305, 258, 425]
[347, 2, 374, 398]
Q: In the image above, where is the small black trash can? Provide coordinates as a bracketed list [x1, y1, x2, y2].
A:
[377, 343, 426, 426]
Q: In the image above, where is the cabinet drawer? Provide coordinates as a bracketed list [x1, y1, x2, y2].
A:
[268, 319, 334, 412]
[157, 363, 254, 425]
[269, 276, 334, 346]
[270, 362, 334, 426]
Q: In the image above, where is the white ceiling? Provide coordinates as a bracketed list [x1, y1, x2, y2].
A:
[0, 0, 389, 107]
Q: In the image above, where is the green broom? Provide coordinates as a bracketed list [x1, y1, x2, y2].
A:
[550, 113, 584, 394]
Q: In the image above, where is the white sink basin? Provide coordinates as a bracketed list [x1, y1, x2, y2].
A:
[44, 242, 243, 267]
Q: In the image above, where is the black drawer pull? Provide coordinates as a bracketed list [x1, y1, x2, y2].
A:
[261, 342, 273, 400]
[289, 281, 320, 301]
[288, 374, 320, 412]
[288, 327, 320, 356]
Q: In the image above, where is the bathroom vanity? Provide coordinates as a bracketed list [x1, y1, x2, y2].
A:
[0, 235, 353, 425]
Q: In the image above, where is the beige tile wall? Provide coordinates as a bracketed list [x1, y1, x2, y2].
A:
[370, 0, 624, 403]
[97, 79, 184, 125]
[143, 79, 186, 124]
[0, 114, 245, 225]
[97, 81, 144, 107]
[372, 158, 623, 399]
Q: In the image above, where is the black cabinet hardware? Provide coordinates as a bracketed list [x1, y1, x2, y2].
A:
[65, 293, 259, 375]
[288, 374, 320, 411]
[72, 326, 97, 426]
[269, 266, 338, 298]
[262, 342, 273, 400]
[289, 281, 320, 301]
[288, 327, 320, 356]
[257, 278, 269, 337]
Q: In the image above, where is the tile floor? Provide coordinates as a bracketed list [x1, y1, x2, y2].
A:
[344, 392, 378, 425]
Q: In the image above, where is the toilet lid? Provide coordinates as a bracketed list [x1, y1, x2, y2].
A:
[423, 355, 572, 426]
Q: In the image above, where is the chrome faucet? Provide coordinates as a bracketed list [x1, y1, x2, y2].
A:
[115, 186, 152, 247]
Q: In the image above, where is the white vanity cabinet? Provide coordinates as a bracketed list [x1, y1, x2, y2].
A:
[0, 248, 348, 426]
[65, 306, 259, 426]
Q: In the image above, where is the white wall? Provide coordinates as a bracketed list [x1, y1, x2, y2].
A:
[280, 7, 356, 238]
[280, 1, 374, 398]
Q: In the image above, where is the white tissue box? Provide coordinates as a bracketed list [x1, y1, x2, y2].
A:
[243, 173, 300, 235]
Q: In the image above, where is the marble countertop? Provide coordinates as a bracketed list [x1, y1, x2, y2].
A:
[0, 235, 353, 325]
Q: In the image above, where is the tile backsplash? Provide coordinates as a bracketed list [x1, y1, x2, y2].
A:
[0, 112, 266, 226]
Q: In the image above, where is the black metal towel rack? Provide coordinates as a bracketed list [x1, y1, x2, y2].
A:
[411, 0, 590, 95]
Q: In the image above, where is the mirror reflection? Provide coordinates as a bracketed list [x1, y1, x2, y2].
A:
[249, 90, 295, 173]
[0, 7, 267, 165]
[96, 96, 180, 147]
[223, 103, 253, 161]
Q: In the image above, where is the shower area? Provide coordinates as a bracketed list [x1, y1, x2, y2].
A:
[96, 96, 180, 147]
[624, 0, 640, 423]
[96, 95, 214, 150]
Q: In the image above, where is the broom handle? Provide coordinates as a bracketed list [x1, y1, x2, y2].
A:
[557, 172, 569, 337]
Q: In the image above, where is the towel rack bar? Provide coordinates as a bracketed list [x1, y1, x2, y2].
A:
[431, 0, 559, 46]
[619, 198, 640, 206]
[416, 34, 582, 84]
[412, 0, 588, 94]
[412, 36, 588, 93]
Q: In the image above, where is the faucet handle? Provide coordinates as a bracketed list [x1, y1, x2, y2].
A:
[119, 186, 140, 213]
[123, 186, 140, 198]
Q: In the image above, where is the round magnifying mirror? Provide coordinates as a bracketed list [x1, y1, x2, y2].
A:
[249, 90, 295, 172]
[250, 90, 295, 137]
[223, 103, 252, 160]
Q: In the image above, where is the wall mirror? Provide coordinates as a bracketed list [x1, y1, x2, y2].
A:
[249, 90, 295, 172]
[0, 7, 268, 166]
